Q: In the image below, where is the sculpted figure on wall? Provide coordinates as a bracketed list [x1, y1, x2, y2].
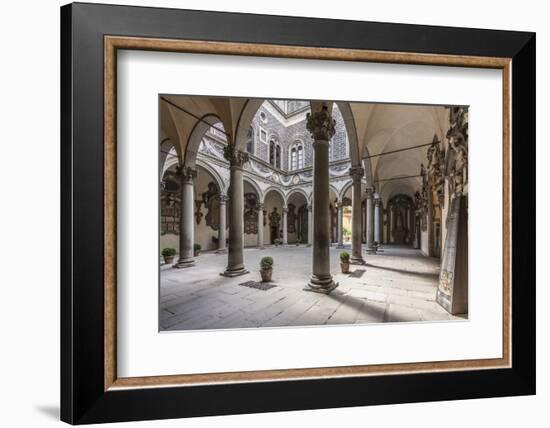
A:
[268, 207, 281, 228]
[287, 204, 297, 233]
[243, 193, 259, 235]
[420, 163, 429, 231]
[427, 135, 445, 205]
[446, 107, 469, 198]
[202, 182, 220, 230]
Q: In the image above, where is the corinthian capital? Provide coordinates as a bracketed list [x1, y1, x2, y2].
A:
[365, 187, 375, 199]
[223, 144, 249, 168]
[306, 105, 336, 141]
[176, 165, 197, 183]
[349, 166, 365, 182]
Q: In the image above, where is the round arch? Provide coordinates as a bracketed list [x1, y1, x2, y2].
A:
[184, 113, 225, 167]
[286, 187, 311, 204]
[334, 101, 361, 168]
[328, 183, 340, 203]
[234, 100, 362, 168]
[339, 179, 355, 202]
[160, 138, 178, 180]
[263, 186, 286, 206]
[196, 158, 227, 196]
[242, 175, 264, 201]
[234, 99, 265, 151]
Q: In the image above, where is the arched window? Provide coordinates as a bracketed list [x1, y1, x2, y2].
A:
[246, 126, 254, 154]
[269, 138, 282, 169]
[297, 145, 303, 169]
[290, 143, 304, 171]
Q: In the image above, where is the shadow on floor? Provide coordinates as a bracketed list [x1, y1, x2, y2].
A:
[348, 269, 366, 278]
[326, 290, 411, 323]
[364, 262, 439, 279]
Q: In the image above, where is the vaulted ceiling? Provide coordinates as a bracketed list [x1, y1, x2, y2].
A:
[160, 96, 450, 204]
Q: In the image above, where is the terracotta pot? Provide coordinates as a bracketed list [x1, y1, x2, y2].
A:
[260, 267, 273, 282]
[163, 255, 174, 264]
[340, 262, 350, 273]
[194, 250, 200, 257]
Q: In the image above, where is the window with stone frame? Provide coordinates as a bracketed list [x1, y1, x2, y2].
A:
[297, 145, 303, 169]
[290, 143, 304, 171]
[259, 127, 267, 144]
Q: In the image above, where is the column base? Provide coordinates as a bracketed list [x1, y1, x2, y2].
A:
[365, 246, 377, 254]
[215, 248, 227, 254]
[173, 258, 195, 269]
[350, 256, 365, 265]
[304, 275, 339, 294]
[336, 243, 345, 249]
[220, 266, 250, 277]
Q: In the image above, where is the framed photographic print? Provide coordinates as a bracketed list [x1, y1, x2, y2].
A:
[60, 2, 536, 424]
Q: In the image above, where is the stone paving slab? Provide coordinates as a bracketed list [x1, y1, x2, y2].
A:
[160, 245, 463, 331]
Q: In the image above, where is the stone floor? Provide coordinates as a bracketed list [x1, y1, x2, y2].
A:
[160, 244, 463, 331]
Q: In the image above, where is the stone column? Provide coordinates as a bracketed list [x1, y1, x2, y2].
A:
[174, 166, 197, 268]
[350, 166, 365, 264]
[257, 202, 264, 249]
[374, 197, 382, 244]
[305, 105, 338, 293]
[362, 201, 367, 243]
[336, 201, 344, 248]
[221, 144, 249, 277]
[307, 204, 313, 246]
[216, 194, 228, 253]
[365, 187, 375, 254]
[282, 206, 288, 245]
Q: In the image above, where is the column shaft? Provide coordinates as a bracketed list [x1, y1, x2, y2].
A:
[307, 204, 313, 246]
[336, 204, 344, 248]
[217, 195, 227, 252]
[365, 187, 375, 254]
[374, 198, 381, 244]
[221, 145, 249, 277]
[282, 207, 288, 245]
[175, 167, 196, 268]
[257, 203, 264, 249]
[305, 105, 337, 293]
[350, 167, 365, 263]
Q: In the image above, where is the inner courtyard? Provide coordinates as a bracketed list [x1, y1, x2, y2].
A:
[159, 97, 469, 330]
[160, 245, 460, 331]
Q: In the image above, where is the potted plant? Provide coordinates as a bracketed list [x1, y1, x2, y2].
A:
[161, 247, 176, 264]
[193, 243, 201, 256]
[340, 251, 350, 273]
[295, 238, 301, 246]
[260, 256, 274, 282]
[273, 238, 282, 247]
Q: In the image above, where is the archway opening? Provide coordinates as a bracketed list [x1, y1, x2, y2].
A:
[264, 189, 285, 244]
[286, 191, 308, 244]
